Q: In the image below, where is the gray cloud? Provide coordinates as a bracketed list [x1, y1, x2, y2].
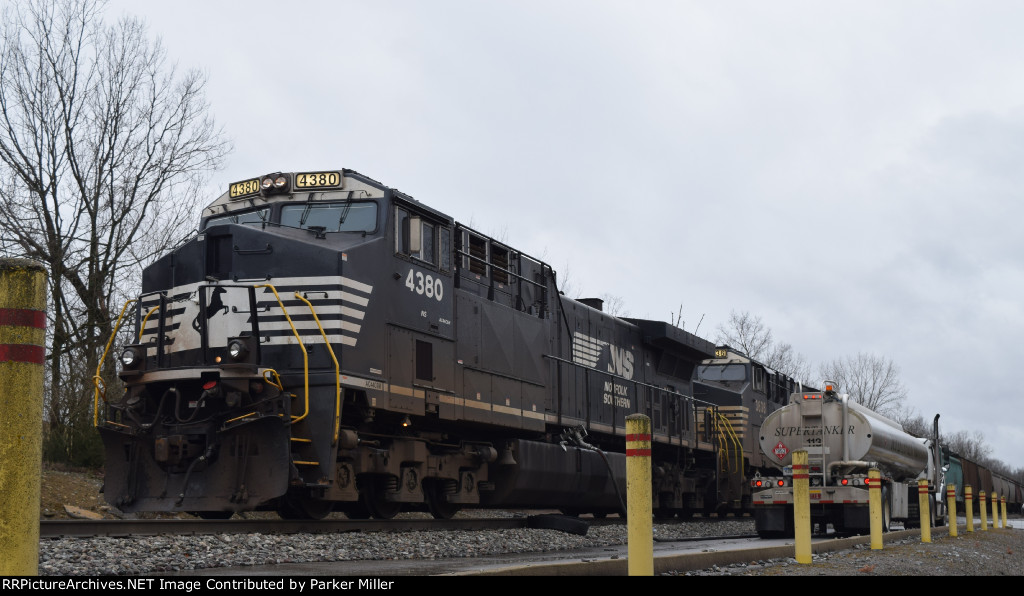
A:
[107, 0, 1024, 468]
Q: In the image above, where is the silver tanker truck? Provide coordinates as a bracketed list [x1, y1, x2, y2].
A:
[751, 383, 945, 538]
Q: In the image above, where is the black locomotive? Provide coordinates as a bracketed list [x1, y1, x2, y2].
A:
[96, 169, 800, 519]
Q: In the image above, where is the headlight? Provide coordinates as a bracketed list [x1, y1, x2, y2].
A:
[260, 173, 290, 195]
[120, 346, 142, 369]
[227, 339, 248, 361]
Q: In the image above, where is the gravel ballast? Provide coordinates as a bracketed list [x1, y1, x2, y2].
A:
[36, 519, 1024, 576]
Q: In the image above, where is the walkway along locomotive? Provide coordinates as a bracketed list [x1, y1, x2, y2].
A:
[94, 169, 800, 520]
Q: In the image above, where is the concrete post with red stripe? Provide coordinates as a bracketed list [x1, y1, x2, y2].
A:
[946, 484, 957, 537]
[792, 450, 811, 564]
[965, 485, 973, 532]
[990, 493, 999, 529]
[625, 414, 653, 576]
[918, 479, 931, 543]
[1001, 496, 1007, 528]
[868, 469, 883, 549]
[0, 258, 47, 575]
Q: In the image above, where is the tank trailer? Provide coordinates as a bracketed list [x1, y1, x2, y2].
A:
[751, 383, 945, 537]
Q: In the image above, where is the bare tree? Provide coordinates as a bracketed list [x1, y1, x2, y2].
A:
[892, 407, 930, 438]
[818, 353, 907, 416]
[715, 310, 774, 360]
[763, 342, 812, 385]
[554, 261, 580, 298]
[944, 429, 992, 463]
[0, 0, 229, 464]
[715, 310, 810, 382]
[598, 293, 627, 317]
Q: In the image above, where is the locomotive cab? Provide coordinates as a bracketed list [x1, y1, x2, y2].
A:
[691, 347, 802, 513]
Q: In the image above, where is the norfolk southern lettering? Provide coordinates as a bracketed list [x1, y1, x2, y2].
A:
[774, 425, 854, 437]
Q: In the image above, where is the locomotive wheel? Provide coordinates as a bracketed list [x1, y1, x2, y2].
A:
[654, 494, 674, 520]
[341, 501, 371, 520]
[362, 481, 401, 520]
[277, 493, 334, 520]
[425, 482, 461, 520]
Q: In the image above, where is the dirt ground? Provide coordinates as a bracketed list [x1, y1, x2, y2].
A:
[38, 463, 190, 520]
[39, 464, 107, 519]
[718, 526, 1024, 576]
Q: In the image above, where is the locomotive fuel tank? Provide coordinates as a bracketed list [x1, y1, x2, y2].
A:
[758, 390, 929, 482]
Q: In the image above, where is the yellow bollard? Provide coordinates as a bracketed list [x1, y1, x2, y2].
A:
[625, 414, 653, 576]
[965, 485, 973, 533]
[0, 258, 48, 576]
[868, 469, 883, 550]
[946, 484, 957, 538]
[991, 493, 999, 529]
[792, 450, 812, 564]
[918, 479, 931, 543]
[1001, 496, 1007, 528]
[979, 490, 988, 531]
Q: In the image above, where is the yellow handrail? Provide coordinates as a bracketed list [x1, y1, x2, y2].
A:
[255, 284, 309, 424]
[93, 298, 138, 427]
[294, 292, 341, 445]
[708, 408, 743, 474]
[138, 305, 160, 341]
[263, 368, 284, 390]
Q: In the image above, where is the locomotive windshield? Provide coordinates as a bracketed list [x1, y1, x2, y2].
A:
[281, 201, 377, 233]
[205, 207, 270, 229]
[696, 363, 747, 382]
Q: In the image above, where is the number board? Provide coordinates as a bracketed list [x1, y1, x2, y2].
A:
[295, 171, 343, 190]
[229, 177, 261, 199]
[714, 348, 728, 358]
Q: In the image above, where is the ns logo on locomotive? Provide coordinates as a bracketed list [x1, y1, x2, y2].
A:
[95, 169, 802, 520]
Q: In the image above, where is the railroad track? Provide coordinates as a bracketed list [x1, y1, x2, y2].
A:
[39, 516, 531, 538]
[35, 515, 763, 575]
[39, 514, 752, 540]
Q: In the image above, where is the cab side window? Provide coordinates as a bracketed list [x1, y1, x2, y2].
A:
[419, 221, 435, 265]
[395, 205, 449, 269]
[395, 207, 410, 254]
[753, 367, 765, 393]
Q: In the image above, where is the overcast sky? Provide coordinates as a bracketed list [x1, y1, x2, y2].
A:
[105, 0, 1024, 469]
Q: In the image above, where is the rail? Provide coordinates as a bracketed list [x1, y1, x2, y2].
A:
[543, 353, 719, 444]
[454, 221, 552, 318]
[39, 516, 535, 539]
